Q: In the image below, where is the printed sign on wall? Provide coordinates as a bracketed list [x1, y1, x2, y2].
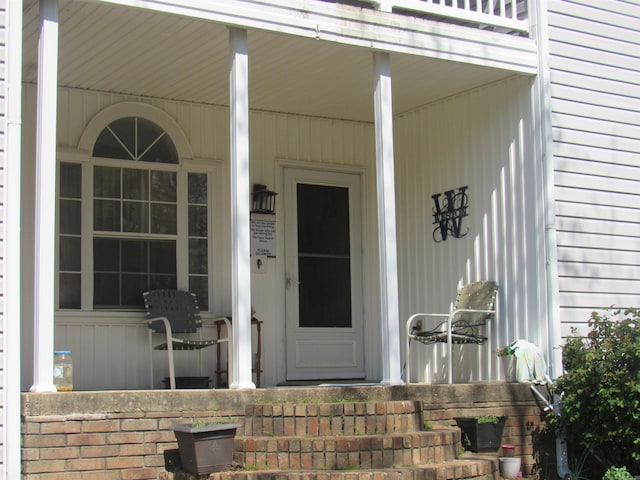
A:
[251, 216, 276, 256]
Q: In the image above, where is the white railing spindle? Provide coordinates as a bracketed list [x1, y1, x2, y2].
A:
[366, 0, 528, 33]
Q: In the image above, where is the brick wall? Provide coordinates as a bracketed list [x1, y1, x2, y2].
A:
[21, 384, 554, 479]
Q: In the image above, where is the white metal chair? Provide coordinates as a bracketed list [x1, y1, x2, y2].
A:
[143, 289, 231, 389]
[405, 280, 498, 384]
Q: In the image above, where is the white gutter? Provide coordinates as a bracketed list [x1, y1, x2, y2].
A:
[529, 1, 569, 478]
[530, 0, 562, 382]
[5, 0, 24, 478]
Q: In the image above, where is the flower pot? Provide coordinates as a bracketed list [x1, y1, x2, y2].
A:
[499, 456, 521, 479]
[501, 355, 517, 382]
[455, 417, 506, 453]
[170, 422, 241, 475]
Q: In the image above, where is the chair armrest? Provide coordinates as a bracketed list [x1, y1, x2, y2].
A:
[201, 316, 231, 343]
[450, 308, 495, 326]
[406, 313, 450, 337]
[145, 316, 173, 337]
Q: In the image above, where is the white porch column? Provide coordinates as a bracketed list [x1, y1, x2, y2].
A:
[373, 52, 403, 385]
[6, 0, 24, 476]
[229, 28, 255, 389]
[30, 0, 59, 393]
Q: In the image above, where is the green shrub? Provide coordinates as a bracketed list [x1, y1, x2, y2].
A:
[476, 415, 501, 425]
[547, 309, 640, 476]
[602, 466, 634, 480]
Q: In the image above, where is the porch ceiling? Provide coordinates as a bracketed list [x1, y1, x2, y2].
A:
[22, 0, 519, 123]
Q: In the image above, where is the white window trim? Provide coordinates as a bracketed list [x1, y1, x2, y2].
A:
[57, 153, 220, 313]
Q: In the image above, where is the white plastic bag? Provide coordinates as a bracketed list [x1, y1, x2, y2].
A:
[512, 339, 548, 382]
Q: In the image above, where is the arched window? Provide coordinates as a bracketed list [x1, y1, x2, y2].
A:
[92, 117, 178, 163]
[58, 116, 210, 311]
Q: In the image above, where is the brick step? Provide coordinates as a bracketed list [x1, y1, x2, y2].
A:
[243, 400, 424, 437]
[233, 429, 461, 469]
[160, 454, 499, 480]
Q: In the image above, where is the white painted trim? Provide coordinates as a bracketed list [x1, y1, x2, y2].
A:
[95, 0, 537, 74]
[373, 52, 403, 385]
[31, 0, 59, 393]
[530, 0, 562, 380]
[77, 101, 194, 161]
[5, 0, 24, 477]
[229, 28, 255, 389]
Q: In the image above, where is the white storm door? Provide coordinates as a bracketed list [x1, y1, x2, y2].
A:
[284, 168, 365, 381]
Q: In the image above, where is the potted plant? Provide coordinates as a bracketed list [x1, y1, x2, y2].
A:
[455, 416, 507, 453]
[496, 342, 518, 382]
[169, 421, 241, 475]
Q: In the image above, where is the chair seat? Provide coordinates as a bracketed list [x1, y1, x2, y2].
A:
[410, 330, 487, 345]
[154, 338, 221, 351]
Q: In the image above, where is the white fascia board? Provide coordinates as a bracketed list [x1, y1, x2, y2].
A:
[91, 0, 537, 74]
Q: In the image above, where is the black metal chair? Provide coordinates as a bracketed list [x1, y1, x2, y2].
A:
[143, 289, 231, 389]
[405, 280, 498, 384]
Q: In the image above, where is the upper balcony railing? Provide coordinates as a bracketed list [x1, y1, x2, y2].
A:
[361, 0, 529, 34]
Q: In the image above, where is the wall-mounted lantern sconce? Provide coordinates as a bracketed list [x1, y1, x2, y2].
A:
[252, 184, 277, 214]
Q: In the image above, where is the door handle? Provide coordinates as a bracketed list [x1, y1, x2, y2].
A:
[286, 273, 300, 290]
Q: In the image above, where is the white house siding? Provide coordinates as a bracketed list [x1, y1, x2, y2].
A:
[20, 85, 377, 390]
[547, 0, 640, 337]
[395, 75, 549, 384]
[0, 0, 6, 472]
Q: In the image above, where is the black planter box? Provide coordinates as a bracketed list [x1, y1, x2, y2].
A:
[163, 376, 211, 389]
[455, 417, 506, 453]
[170, 422, 241, 475]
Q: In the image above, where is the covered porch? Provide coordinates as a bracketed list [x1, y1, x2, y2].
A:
[19, 0, 555, 392]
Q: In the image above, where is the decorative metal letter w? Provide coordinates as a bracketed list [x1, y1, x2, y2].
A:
[432, 186, 469, 242]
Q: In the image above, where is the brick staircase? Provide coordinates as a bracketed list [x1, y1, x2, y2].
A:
[163, 400, 500, 480]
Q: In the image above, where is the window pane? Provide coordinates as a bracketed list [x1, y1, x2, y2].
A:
[59, 236, 81, 271]
[297, 184, 350, 255]
[121, 240, 148, 273]
[93, 238, 176, 309]
[60, 163, 82, 198]
[123, 201, 148, 233]
[188, 205, 207, 237]
[94, 199, 121, 231]
[59, 273, 81, 309]
[188, 173, 207, 204]
[150, 204, 177, 234]
[60, 199, 81, 235]
[298, 256, 351, 328]
[94, 273, 120, 307]
[150, 275, 177, 291]
[123, 169, 148, 200]
[121, 274, 147, 307]
[93, 129, 131, 160]
[189, 238, 208, 274]
[149, 241, 176, 274]
[141, 136, 179, 164]
[150, 171, 176, 202]
[108, 118, 136, 156]
[94, 166, 121, 198]
[189, 276, 208, 311]
[94, 238, 120, 272]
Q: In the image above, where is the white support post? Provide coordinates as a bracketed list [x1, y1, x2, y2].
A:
[6, 0, 24, 477]
[30, 0, 59, 393]
[229, 28, 255, 389]
[373, 52, 403, 385]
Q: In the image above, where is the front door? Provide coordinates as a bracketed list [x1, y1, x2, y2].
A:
[284, 168, 365, 381]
